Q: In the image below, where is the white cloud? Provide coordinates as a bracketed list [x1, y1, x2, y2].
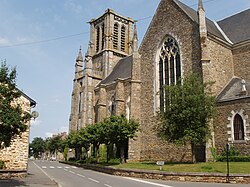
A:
[44, 126, 68, 139]
[30, 119, 42, 127]
[0, 37, 11, 46]
[45, 132, 53, 138]
[64, 0, 83, 15]
[59, 126, 68, 133]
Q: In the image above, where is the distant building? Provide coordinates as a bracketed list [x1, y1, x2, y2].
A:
[0, 91, 36, 170]
[69, 0, 250, 162]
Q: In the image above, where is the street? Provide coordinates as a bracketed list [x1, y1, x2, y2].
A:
[32, 160, 249, 187]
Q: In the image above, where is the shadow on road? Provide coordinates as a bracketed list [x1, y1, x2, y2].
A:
[0, 179, 27, 187]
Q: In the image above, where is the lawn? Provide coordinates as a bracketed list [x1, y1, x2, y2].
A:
[112, 161, 250, 174]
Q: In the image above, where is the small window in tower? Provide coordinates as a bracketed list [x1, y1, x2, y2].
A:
[96, 27, 100, 52]
[113, 23, 118, 50]
[121, 26, 126, 52]
[101, 24, 105, 50]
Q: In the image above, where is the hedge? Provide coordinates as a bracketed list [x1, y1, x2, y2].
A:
[217, 156, 250, 162]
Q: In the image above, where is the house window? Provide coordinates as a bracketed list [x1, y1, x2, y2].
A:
[113, 23, 119, 50]
[158, 36, 181, 111]
[96, 27, 100, 52]
[234, 114, 244, 140]
[121, 26, 125, 52]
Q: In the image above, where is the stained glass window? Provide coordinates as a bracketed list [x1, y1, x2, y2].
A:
[159, 36, 181, 111]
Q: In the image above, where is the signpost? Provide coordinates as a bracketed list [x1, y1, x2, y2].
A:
[156, 161, 164, 171]
[226, 143, 230, 183]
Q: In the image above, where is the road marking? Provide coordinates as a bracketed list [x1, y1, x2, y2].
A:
[49, 166, 55, 169]
[71, 166, 77, 169]
[125, 177, 173, 187]
[88, 177, 100, 183]
[42, 166, 46, 169]
[32, 161, 62, 187]
[77, 173, 86, 178]
[104, 184, 112, 187]
[65, 166, 69, 168]
[57, 166, 62, 168]
[69, 171, 75, 174]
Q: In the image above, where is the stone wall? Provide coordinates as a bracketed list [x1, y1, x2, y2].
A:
[216, 99, 250, 155]
[202, 39, 233, 95]
[137, 0, 201, 162]
[233, 42, 250, 82]
[0, 95, 32, 170]
[61, 161, 250, 184]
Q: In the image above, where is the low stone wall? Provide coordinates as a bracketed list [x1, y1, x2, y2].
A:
[60, 161, 250, 184]
[0, 170, 27, 179]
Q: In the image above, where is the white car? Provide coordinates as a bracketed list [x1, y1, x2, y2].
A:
[50, 156, 56, 161]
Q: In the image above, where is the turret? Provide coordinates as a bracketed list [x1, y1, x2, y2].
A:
[132, 22, 139, 53]
[75, 46, 83, 75]
[198, 0, 210, 62]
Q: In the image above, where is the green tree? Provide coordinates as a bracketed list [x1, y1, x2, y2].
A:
[102, 114, 139, 163]
[157, 73, 216, 163]
[29, 137, 46, 158]
[0, 62, 31, 148]
[46, 135, 63, 156]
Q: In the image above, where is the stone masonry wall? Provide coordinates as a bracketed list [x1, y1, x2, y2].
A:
[216, 100, 250, 155]
[233, 43, 250, 82]
[0, 95, 31, 170]
[202, 39, 234, 95]
[137, 0, 202, 162]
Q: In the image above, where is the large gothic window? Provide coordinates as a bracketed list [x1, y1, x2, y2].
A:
[233, 114, 244, 140]
[158, 36, 181, 111]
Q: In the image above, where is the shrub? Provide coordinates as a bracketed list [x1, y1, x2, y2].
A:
[220, 146, 240, 157]
[217, 156, 250, 162]
[0, 160, 5, 169]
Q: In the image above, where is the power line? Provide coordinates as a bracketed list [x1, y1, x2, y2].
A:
[0, 0, 219, 49]
[0, 32, 89, 49]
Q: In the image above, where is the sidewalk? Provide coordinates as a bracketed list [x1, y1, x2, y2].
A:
[0, 160, 58, 187]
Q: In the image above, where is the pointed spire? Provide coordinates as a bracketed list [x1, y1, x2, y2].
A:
[132, 21, 138, 52]
[85, 41, 93, 58]
[198, 0, 204, 11]
[76, 46, 83, 62]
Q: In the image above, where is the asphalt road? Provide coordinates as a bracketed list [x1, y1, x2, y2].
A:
[33, 160, 249, 187]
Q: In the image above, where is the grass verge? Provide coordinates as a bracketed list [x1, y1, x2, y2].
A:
[110, 161, 250, 174]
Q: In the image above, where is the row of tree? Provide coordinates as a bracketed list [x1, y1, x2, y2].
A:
[30, 114, 139, 163]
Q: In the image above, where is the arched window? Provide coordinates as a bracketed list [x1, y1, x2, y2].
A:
[101, 24, 105, 50]
[158, 36, 181, 111]
[96, 27, 100, 52]
[121, 26, 125, 52]
[109, 96, 116, 116]
[233, 114, 244, 140]
[113, 23, 118, 50]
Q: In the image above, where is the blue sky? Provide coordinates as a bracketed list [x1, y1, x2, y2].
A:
[0, 0, 249, 141]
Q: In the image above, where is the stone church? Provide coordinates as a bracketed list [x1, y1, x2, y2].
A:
[69, 0, 250, 162]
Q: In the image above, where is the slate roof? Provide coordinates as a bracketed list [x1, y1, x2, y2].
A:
[174, 0, 226, 42]
[216, 77, 250, 103]
[99, 55, 132, 85]
[218, 9, 250, 44]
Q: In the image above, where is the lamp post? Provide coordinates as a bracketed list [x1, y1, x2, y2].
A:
[226, 143, 230, 183]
